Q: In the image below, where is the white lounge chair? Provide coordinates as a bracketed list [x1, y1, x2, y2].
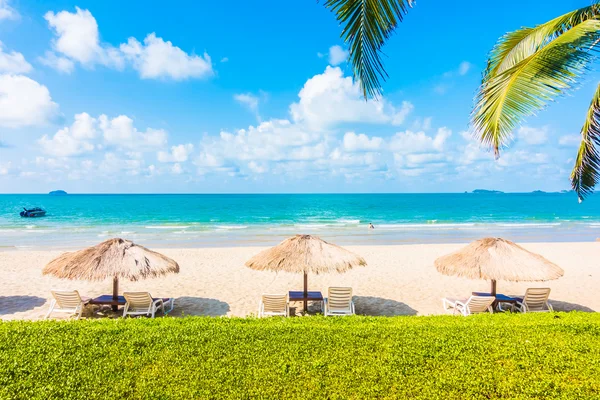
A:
[258, 294, 289, 317]
[324, 287, 355, 316]
[123, 292, 174, 318]
[45, 290, 90, 320]
[514, 288, 553, 313]
[442, 295, 495, 316]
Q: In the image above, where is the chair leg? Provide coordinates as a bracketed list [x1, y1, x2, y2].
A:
[45, 301, 56, 320]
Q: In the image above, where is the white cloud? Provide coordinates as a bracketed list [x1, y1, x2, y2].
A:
[38, 112, 97, 157]
[234, 93, 260, 116]
[38, 51, 75, 74]
[0, 0, 18, 20]
[220, 57, 229, 63]
[390, 127, 452, 154]
[289, 66, 411, 130]
[458, 61, 471, 76]
[44, 7, 123, 70]
[343, 132, 383, 152]
[517, 125, 548, 145]
[42, 8, 212, 80]
[0, 161, 11, 175]
[496, 150, 549, 167]
[157, 143, 194, 163]
[0, 42, 32, 74]
[171, 163, 183, 174]
[120, 33, 213, 80]
[100, 114, 167, 150]
[328, 45, 348, 66]
[559, 134, 581, 147]
[0, 74, 59, 128]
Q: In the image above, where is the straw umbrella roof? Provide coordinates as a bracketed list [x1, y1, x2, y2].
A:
[43, 238, 179, 281]
[245, 234, 367, 274]
[434, 237, 563, 282]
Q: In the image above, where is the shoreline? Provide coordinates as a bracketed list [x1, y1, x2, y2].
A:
[0, 242, 597, 320]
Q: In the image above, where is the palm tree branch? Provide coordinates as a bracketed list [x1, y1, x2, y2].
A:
[472, 18, 600, 155]
[323, 0, 413, 99]
[571, 82, 600, 200]
[484, 4, 600, 82]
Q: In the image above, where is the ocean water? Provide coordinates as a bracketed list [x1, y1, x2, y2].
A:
[0, 193, 599, 249]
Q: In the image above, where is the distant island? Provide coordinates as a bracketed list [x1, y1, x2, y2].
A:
[49, 190, 67, 196]
[471, 189, 504, 194]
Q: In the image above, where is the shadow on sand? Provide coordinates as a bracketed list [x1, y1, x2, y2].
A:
[354, 296, 418, 316]
[549, 299, 595, 312]
[0, 296, 46, 315]
[173, 297, 231, 317]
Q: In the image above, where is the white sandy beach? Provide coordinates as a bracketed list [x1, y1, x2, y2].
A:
[0, 242, 596, 320]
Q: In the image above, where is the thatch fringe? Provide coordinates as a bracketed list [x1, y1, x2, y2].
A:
[43, 238, 179, 281]
[434, 237, 563, 282]
[245, 235, 366, 274]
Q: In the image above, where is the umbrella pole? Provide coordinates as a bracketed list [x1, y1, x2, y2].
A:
[303, 272, 308, 313]
[491, 280, 497, 296]
[112, 276, 119, 312]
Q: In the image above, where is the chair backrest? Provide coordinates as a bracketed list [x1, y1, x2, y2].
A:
[327, 287, 353, 310]
[51, 290, 82, 309]
[261, 294, 287, 313]
[465, 295, 495, 315]
[124, 292, 153, 310]
[523, 288, 551, 311]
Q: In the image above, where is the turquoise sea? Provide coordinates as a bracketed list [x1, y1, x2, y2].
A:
[1, 193, 599, 249]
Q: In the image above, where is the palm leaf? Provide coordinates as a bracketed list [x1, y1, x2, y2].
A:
[472, 10, 600, 156]
[323, 0, 413, 99]
[483, 4, 600, 82]
[571, 83, 600, 200]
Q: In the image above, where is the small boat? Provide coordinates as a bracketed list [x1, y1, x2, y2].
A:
[20, 207, 46, 218]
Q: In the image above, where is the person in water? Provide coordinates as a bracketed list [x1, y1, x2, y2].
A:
[368, 223, 375, 230]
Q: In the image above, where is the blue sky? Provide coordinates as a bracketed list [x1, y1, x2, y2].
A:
[0, 0, 595, 193]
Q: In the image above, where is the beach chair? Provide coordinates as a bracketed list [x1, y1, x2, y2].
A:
[442, 295, 495, 316]
[324, 287, 355, 316]
[514, 288, 552, 313]
[258, 294, 289, 317]
[122, 292, 174, 318]
[45, 290, 90, 320]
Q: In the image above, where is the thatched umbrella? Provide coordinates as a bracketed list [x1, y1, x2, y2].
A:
[434, 237, 563, 295]
[245, 234, 367, 312]
[43, 238, 179, 309]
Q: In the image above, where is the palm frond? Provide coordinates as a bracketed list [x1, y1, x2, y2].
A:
[472, 9, 600, 156]
[484, 4, 600, 82]
[323, 0, 413, 99]
[571, 83, 600, 200]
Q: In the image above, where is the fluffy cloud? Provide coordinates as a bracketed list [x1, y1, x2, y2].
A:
[38, 51, 75, 74]
[38, 112, 97, 157]
[42, 8, 212, 80]
[0, 161, 11, 175]
[343, 132, 383, 152]
[100, 115, 167, 150]
[0, 42, 32, 74]
[0, 0, 17, 20]
[390, 127, 452, 154]
[517, 125, 548, 145]
[290, 66, 412, 130]
[458, 61, 471, 76]
[559, 134, 581, 147]
[120, 33, 213, 80]
[328, 45, 348, 66]
[44, 7, 123, 70]
[158, 144, 194, 163]
[0, 74, 59, 127]
[37, 112, 168, 158]
[234, 93, 260, 117]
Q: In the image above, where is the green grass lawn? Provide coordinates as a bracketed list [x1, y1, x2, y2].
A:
[1, 313, 600, 399]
